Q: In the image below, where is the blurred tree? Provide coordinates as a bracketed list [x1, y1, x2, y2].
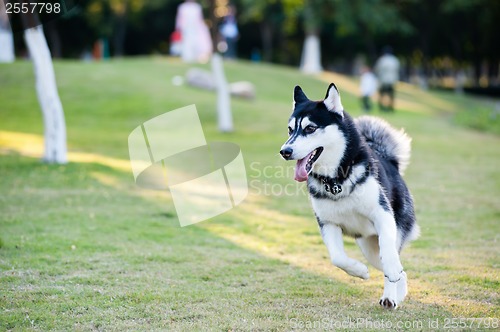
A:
[0, 0, 15, 62]
[21, 2, 67, 163]
[84, 0, 175, 56]
[398, 0, 500, 87]
[239, 0, 286, 62]
[332, 0, 413, 64]
[440, 0, 500, 86]
[7, 0, 497, 88]
[299, 0, 325, 73]
[240, 0, 413, 73]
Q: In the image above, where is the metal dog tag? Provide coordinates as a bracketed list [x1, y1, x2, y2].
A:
[332, 184, 342, 195]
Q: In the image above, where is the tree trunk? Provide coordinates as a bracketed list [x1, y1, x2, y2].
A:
[211, 53, 233, 132]
[473, 58, 481, 87]
[300, 4, 322, 74]
[24, 26, 67, 163]
[363, 28, 377, 65]
[209, 0, 218, 52]
[487, 59, 499, 86]
[113, 13, 127, 57]
[300, 32, 322, 74]
[260, 22, 273, 62]
[0, 0, 14, 63]
[45, 21, 62, 58]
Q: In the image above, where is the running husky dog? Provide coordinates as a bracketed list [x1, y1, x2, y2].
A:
[280, 83, 419, 309]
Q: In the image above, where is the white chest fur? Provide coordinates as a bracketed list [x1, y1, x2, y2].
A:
[310, 177, 380, 238]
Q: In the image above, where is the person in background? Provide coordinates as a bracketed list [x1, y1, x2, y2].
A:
[359, 65, 378, 112]
[175, 0, 212, 63]
[374, 46, 400, 111]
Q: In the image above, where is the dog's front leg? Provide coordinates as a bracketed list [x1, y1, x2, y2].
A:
[320, 223, 369, 279]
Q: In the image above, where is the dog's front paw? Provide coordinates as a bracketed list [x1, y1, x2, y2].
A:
[379, 297, 398, 310]
[345, 261, 370, 280]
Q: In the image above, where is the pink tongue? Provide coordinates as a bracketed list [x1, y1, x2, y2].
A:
[294, 152, 313, 182]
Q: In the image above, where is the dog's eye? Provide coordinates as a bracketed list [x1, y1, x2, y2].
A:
[288, 127, 293, 136]
[304, 125, 318, 134]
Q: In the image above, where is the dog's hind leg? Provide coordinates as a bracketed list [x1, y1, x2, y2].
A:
[320, 224, 369, 279]
[356, 236, 382, 271]
[370, 209, 404, 283]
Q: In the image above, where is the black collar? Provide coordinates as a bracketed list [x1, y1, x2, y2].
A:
[311, 159, 372, 196]
[312, 160, 356, 196]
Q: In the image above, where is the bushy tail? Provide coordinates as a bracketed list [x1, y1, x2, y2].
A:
[355, 116, 412, 175]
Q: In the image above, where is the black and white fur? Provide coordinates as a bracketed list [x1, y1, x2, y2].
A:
[280, 83, 419, 309]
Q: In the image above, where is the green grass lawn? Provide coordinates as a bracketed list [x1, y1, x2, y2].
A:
[1, 57, 499, 331]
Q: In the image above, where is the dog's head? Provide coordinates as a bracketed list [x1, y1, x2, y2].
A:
[280, 83, 348, 182]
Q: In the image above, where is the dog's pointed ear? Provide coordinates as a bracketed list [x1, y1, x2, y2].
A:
[323, 83, 344, 117]
[293, 85, 309, 106]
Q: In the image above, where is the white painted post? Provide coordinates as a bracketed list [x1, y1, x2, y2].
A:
[0, 0, 15, 63]
[300, 33, 323, 74]
[211, 53, 233, 132]
[24, 27, 67, 163]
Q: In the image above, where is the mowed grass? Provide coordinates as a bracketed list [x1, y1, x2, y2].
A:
[0, 57, 499, 331]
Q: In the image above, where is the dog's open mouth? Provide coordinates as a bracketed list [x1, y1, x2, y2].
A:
[294, 147, 323, 182]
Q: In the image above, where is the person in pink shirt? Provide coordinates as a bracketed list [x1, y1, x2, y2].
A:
[175, 0, 213, 63]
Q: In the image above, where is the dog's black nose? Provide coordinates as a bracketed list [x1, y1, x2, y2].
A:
[280, 147, 293, 160]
